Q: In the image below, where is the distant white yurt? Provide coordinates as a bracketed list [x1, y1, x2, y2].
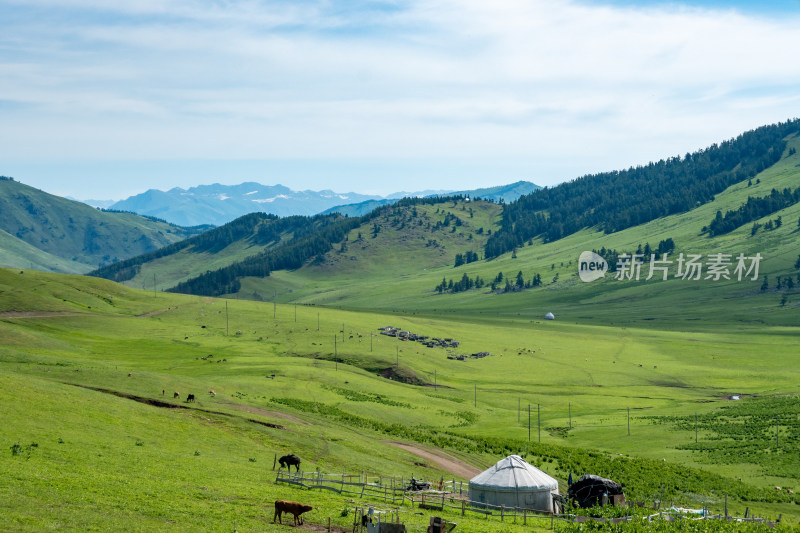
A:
[469, 455, 560, 513]
[544, 312, 555, 320]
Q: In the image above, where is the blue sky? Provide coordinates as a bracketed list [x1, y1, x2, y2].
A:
[1, 0, 799, 201]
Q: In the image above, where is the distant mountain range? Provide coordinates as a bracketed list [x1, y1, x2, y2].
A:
[103, 181, 540, 226]
[321, 181, 541, 217]
[106, 183, 382, 227]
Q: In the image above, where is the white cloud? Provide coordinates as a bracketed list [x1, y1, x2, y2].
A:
[1, 0, 799, 196]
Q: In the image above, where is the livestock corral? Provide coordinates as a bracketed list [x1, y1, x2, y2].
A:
[274, 470, 783, 530]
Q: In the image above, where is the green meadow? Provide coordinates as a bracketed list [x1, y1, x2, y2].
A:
[2, 268, 798, 531]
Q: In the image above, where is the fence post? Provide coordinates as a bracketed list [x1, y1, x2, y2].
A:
[524, 508, 527, 525]
[501, 505, 505, 521]
[462, 500, 466, 516]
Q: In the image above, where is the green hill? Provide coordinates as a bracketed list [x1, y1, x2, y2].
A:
[84, 121, 800, 332]
[227, 128, 800, 330]
[0, 177, 210, 273]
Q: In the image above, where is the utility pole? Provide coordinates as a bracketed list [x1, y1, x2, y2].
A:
[153, 273, 157, 298]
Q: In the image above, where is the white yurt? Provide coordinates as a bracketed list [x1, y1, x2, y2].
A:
[469, 455, 560, 513]
[544, 312, 555, 320]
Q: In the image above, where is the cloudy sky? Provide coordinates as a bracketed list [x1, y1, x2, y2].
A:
[1, 0, 799, 201]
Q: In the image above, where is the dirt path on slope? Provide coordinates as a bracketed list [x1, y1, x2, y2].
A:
[384, 441, 481, 479]
[221, 403, 310, 425]
[0, 311, 86, 319]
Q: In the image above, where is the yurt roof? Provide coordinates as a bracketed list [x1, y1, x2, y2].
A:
[470, 455, 558, 491]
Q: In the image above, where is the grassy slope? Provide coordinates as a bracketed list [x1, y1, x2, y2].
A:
[0, 228, 86, 274]
[244, 136, 800, 331]
[116, 197, 503, 297]
[1, 269, 798, 531]
[124, 238, 279, 293]
[0, 180, 201, 273]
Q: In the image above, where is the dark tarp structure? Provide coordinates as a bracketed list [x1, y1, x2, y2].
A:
[568, 475, 623, 508]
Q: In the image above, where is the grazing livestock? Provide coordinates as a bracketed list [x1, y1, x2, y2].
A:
[274, 500, 312, 525]
[162, 389, 165, 396]
[173, 392, 179, 399]
[209, 390, 216, 396]
[278, 454, 301, 472]
[186, 393, 195, 402]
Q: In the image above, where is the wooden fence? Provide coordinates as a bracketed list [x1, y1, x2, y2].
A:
[275, 472, 779, 529]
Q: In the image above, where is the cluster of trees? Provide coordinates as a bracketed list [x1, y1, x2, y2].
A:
[491, 271, 543, 292]
[751, 216, 784, 235]
[454, 250, 480, 267]
[434, 270, 544, 294]
[707, 187, 800, 236]
[484, 120, 800, 258]
[594, 239, 675, 272]
[435, 273, 485, 293]
[0, 176, 14, 181]
[433, 212, 463, 231]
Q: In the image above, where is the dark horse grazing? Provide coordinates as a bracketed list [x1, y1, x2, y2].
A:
[278, 454, 301, 472]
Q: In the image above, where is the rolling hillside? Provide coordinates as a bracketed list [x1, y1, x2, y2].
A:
[0, 178, 210, 273]
[84, 120, 800, 331]
[269, 133, 800, 329]
[90, 196, 501, 297]
[101, 123, 798, 331]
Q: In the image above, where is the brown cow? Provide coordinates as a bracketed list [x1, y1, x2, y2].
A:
[173, 392, 179, 399]
[274, 500, 312, 525]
